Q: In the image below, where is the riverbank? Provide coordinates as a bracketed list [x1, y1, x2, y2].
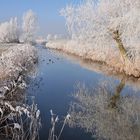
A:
[46, 40, 140, 77]
[0, 43, 40, 140]
[0, 43, 38, 97]
[0, 43, 37, 79]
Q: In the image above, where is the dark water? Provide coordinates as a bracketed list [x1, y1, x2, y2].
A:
[27, 45, 140, 140]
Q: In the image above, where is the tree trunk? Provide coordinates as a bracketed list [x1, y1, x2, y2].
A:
[110, 29, 128, 59]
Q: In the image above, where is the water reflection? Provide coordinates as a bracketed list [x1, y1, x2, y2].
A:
[26, 47, 140, 140]
[108, 77, 125, 108]
[52, 49, 140, 90]
[69, 79, 140, 140]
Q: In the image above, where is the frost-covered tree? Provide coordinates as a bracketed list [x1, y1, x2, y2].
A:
[0, 9, 38, 44]
[60, 5, 76, 39]
[0, 17, 20, 43]
[61, 0, 140, 59]
[22, 10, 37, 43]
[47, 34, 53, 41]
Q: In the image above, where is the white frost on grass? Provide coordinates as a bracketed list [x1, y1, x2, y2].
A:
[0, 43, 39, 140]
[0, 43, 37, 79]
[47, 39, 140, 77]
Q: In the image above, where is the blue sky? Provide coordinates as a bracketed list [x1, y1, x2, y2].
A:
[0, 0, 78, 37]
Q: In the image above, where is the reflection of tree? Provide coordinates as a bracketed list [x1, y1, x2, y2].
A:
[109, 78, 125, 108]
[69, 81, 140, 140]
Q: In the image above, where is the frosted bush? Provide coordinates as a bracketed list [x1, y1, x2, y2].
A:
[47, 34, 63, 42]
[0, 43, 39, 140]
[0, 96, 40, 140]
[47, 34, 53, 41]
[36, 36, 47, 45]
[0, 44, 37, 79]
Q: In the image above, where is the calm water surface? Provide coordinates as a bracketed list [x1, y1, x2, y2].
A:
[27, 45, 140, 140]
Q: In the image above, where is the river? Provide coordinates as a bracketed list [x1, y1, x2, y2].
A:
[26, 45, 140, 140]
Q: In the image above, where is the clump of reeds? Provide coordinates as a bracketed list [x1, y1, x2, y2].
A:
[0, 97, 41, 140]
[48, 110, 71, 140]
[0, 63, 40, 140]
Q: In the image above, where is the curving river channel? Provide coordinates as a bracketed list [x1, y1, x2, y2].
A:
[26, 45, 140, 140]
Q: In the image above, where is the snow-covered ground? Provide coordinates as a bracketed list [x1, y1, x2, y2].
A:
[46, 39, 140, 77]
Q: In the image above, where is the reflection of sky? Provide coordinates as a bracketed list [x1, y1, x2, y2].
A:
[0, 0, 77, 36]
[27, 46, 140, 140]
[27, 46, 105, 140]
